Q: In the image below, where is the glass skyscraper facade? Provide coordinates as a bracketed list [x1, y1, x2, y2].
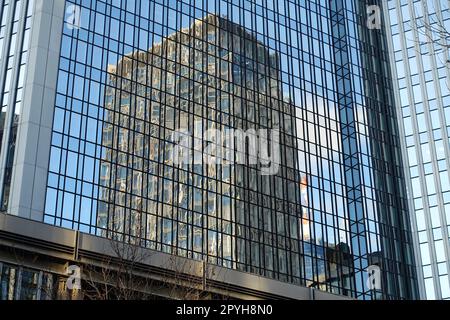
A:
[384, 0, 450, 300]
[0, 0, 418, 300]
[0, 0, 34, 210]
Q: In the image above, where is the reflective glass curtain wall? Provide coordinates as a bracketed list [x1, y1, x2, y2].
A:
[44, 0, 417, 299]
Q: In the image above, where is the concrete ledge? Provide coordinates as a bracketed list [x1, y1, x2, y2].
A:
[0, 212, 75, 249]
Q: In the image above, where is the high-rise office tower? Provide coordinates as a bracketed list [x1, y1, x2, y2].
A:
[0, 0, 418, 300]
[384, 0, 450, 300]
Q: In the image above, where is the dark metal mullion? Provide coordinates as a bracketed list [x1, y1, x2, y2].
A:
[163, 2, 171, 251]
[251, 24, 264, 275]
[136, 0, 147, 246]
[288, 3, 305, 282]
[36, 270, 43, 300]
[14, 266, 22, 300]
[93, 0, 110, 234]
[216, 20, 222, 265]
[49, 20, 73, 226]
[140, 0, 151, 245]
[145, 0, 155, 246]
[262, 0, 273, 280]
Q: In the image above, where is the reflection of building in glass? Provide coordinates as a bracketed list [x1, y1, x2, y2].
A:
[27, 0, 419, 300]
[0, 0, 33, 211]
[300, 175, 310, 241]
[368, 251, 383, 300]
[304, 242, 354, 295]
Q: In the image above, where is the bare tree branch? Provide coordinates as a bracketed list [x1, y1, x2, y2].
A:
[408, 1, 450, 89]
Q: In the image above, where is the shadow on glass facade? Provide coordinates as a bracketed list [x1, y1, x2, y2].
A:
[42, 0, 417, 299]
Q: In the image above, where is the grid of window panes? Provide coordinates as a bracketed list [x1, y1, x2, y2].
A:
[386, 0, 450, 300]
[0, 262, 54, 300]
[44, 0, 417, 299]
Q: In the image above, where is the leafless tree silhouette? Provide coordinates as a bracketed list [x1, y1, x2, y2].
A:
[409, 2, 449, 88]
[77, 209, 230, 300]
[81, 208, 159, 300]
